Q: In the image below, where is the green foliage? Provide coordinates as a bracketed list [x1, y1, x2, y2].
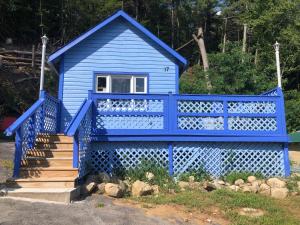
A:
[285, 90, 300, 133]
[180, 42, 275, 95]
[178, 167, 211, 182]
[120, 160, 177, 191]
[286, 175, 300, 192]
[223, 171, 264, 184]
[132, 189, 300, 225]
[97, 202, 105, 208]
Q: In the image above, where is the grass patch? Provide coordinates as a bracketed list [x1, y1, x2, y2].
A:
[130, 189, 300, 225]
[97, 202, 105, 208]
[0, 159, 14, 171]
[223, 171, 264, 184]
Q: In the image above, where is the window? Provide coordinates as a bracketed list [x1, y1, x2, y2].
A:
[95, 74, 147, 94]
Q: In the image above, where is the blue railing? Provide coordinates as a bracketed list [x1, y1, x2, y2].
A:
[4, 91, 59, 177]
[91, 87, 287, 142]
[64, 92, 93, 177]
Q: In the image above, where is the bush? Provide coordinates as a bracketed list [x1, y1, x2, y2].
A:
[178, 167, 211, 182]
[223, 171, 264, 184]
[118, 160, 178, 191]
[286, 175, 300, 192]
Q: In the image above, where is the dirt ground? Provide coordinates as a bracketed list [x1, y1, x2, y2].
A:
[0, 194, 224, 225]
[0, 141, 14, 183]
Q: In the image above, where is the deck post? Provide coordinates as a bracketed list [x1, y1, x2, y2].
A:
[283, 143, 290, 176]
[168, 142, 174, 175]
[13, 128, 22, 178]
[73, 131, 79, 168]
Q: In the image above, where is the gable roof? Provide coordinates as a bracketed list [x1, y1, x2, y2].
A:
[48, 10, 187, 67]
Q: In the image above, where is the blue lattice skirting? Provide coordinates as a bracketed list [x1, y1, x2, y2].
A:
[90, 142, 287, 177]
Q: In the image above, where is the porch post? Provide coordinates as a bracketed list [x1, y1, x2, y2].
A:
[283, 143, 290, 177]
[168, 142, 174, 175]
[73, 131, 79, 168]
[13, 128, 22, 178]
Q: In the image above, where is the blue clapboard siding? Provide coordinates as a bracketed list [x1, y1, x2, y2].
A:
[61, 18, 177, 130]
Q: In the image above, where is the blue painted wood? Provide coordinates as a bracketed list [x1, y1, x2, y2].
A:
[60, 18, 179, 130]
[13, 128, 22, 178]
[65, 100, 93, 136]
[73, 131, 79, 168]
[4, 99, 44, 136]
[168, 142, 173, 175]
[48, 10, 187, 67]
[283, 143, 290, 176]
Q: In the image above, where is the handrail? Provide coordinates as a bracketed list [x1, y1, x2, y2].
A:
[5, 99, 45, 136]
[65, 99, 93, 136]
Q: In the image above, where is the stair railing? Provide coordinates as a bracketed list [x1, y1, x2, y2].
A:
[4, 91, 60, 177]
[64, 91, 93, 178]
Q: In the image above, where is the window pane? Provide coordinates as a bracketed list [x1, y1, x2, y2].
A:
[136, 78, 145, 92]
[111, 77, 131, 93]
[97, 77, 107, 92]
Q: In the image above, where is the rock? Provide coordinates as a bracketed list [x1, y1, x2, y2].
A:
[229, 185, 240, 192]
[98, 172, 111, 183]
[85, 175, 101, 184]
[249, 182, 260, 193]
[267, 178, 286, 188]
[105, 183, 124, 198]
[118, 180, 128, 192]
[82, 182, 97, 195]
[271, 187, 289, 199]
[258, 183, 271, 196]
[0, 187, 7, 196]
[151, 185, 159, 195]
[216, 180, 225, 185]
[132, 180, 153, 197]
[189, 181, 202, 190]
[178, 181, 189, 190]
[96, 183, 106, 194]
[204, 181, 222, 191]
[247, 176, 257, 183]
[242, 186, 251, 193]
[188, 176, 195, 183]
[145, 172, 155, 181]
[234, 179, 245, 186]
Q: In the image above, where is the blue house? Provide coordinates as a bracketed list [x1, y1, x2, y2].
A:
[5, 10, 290, 189]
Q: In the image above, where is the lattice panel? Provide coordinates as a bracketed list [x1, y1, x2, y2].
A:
[178, 100, 223, 113]
[96, 115, 164, 129]
[178, 116, 224, 130]
[90, 142, 169, 174]
[228, 117, 277, 131]
[97, 99, 164, 112]
[43, 95, 59, 133]
[173, 142, 285, 177]
[78, 105, 92, 178]
[228, 101, 276, 114]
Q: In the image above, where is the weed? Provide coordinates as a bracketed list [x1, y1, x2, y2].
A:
[286, 175, 300, 192]
[97, 202, 104, 208]
[223, 171, 264, 184]
[178, 167, 210, 182]
[0, 159, 14, 171]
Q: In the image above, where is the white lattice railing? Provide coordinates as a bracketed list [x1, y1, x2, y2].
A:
[92, 88, 286, 138]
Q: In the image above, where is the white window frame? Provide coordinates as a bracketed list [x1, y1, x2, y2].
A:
[95, 74, 147, 94]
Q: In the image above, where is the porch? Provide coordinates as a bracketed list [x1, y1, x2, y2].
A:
[5, 88, 290, 179]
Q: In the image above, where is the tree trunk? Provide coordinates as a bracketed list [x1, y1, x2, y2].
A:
[171, 0, 175, 48]
[193, 27, 212, 91]
[222, 18, 227, 53]
[242, 24, 247, 52]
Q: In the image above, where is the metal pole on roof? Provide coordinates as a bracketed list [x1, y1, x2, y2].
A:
[274, 41, 282, 88]
[39, 35, 48, 96]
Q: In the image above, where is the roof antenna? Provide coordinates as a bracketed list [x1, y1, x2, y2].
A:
[274, 41, 282, 88]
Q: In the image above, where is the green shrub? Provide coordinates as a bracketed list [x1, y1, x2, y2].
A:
[286, 175, 300, 192]
[178, 167, 211, 182]
[223, 171, 264, 184]
[119, 160, 178, 191]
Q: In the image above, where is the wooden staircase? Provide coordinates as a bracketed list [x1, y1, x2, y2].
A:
[7, 134, 78, 189]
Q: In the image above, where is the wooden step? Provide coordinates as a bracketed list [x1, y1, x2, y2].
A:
[7, 177, 76, 188]
[25, 149, 73, 158]
[21, 158, 72, 167]
[20, 167, 78, 178]
[36, 134, 73, 143]
[35, 142, 73, 150]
